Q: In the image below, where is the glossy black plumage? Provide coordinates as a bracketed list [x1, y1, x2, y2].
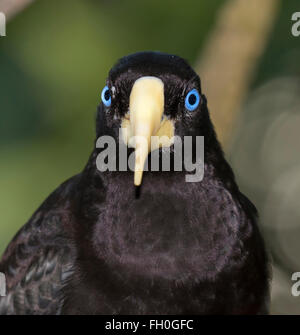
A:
[0, 52, 270, 314]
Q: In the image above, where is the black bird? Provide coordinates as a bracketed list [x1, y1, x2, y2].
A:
[0, 52, 270, 315]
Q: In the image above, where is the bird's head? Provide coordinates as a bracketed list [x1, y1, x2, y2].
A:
[96, 51, 217, 186]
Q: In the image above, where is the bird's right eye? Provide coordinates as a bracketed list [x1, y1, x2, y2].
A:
[185, 88, 200, 111]
[101, 86, 112, 107]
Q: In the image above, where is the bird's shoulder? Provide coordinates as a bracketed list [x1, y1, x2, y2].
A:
[0, 174, 81, 314]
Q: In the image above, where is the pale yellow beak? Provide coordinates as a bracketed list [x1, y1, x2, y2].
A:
[121, 76, 174, 186]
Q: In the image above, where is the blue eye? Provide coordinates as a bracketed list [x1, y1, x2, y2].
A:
[101, 85, 111, 107]
[185, 89, 200, 111]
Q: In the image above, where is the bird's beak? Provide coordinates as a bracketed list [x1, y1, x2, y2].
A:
[121, 76, 174, 186]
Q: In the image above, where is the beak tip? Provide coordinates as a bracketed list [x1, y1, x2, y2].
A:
[134, 171, 143, 186]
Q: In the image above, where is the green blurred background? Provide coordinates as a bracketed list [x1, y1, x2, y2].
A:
[0, 0, 300, 314]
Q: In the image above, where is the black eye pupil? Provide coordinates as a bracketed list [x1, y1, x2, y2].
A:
[104, 89, 110, 101]
[188, 94, 197, 105]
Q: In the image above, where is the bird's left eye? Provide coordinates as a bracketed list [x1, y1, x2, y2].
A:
[185, 89, 200, 111]
[101, 85, 112, 107]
